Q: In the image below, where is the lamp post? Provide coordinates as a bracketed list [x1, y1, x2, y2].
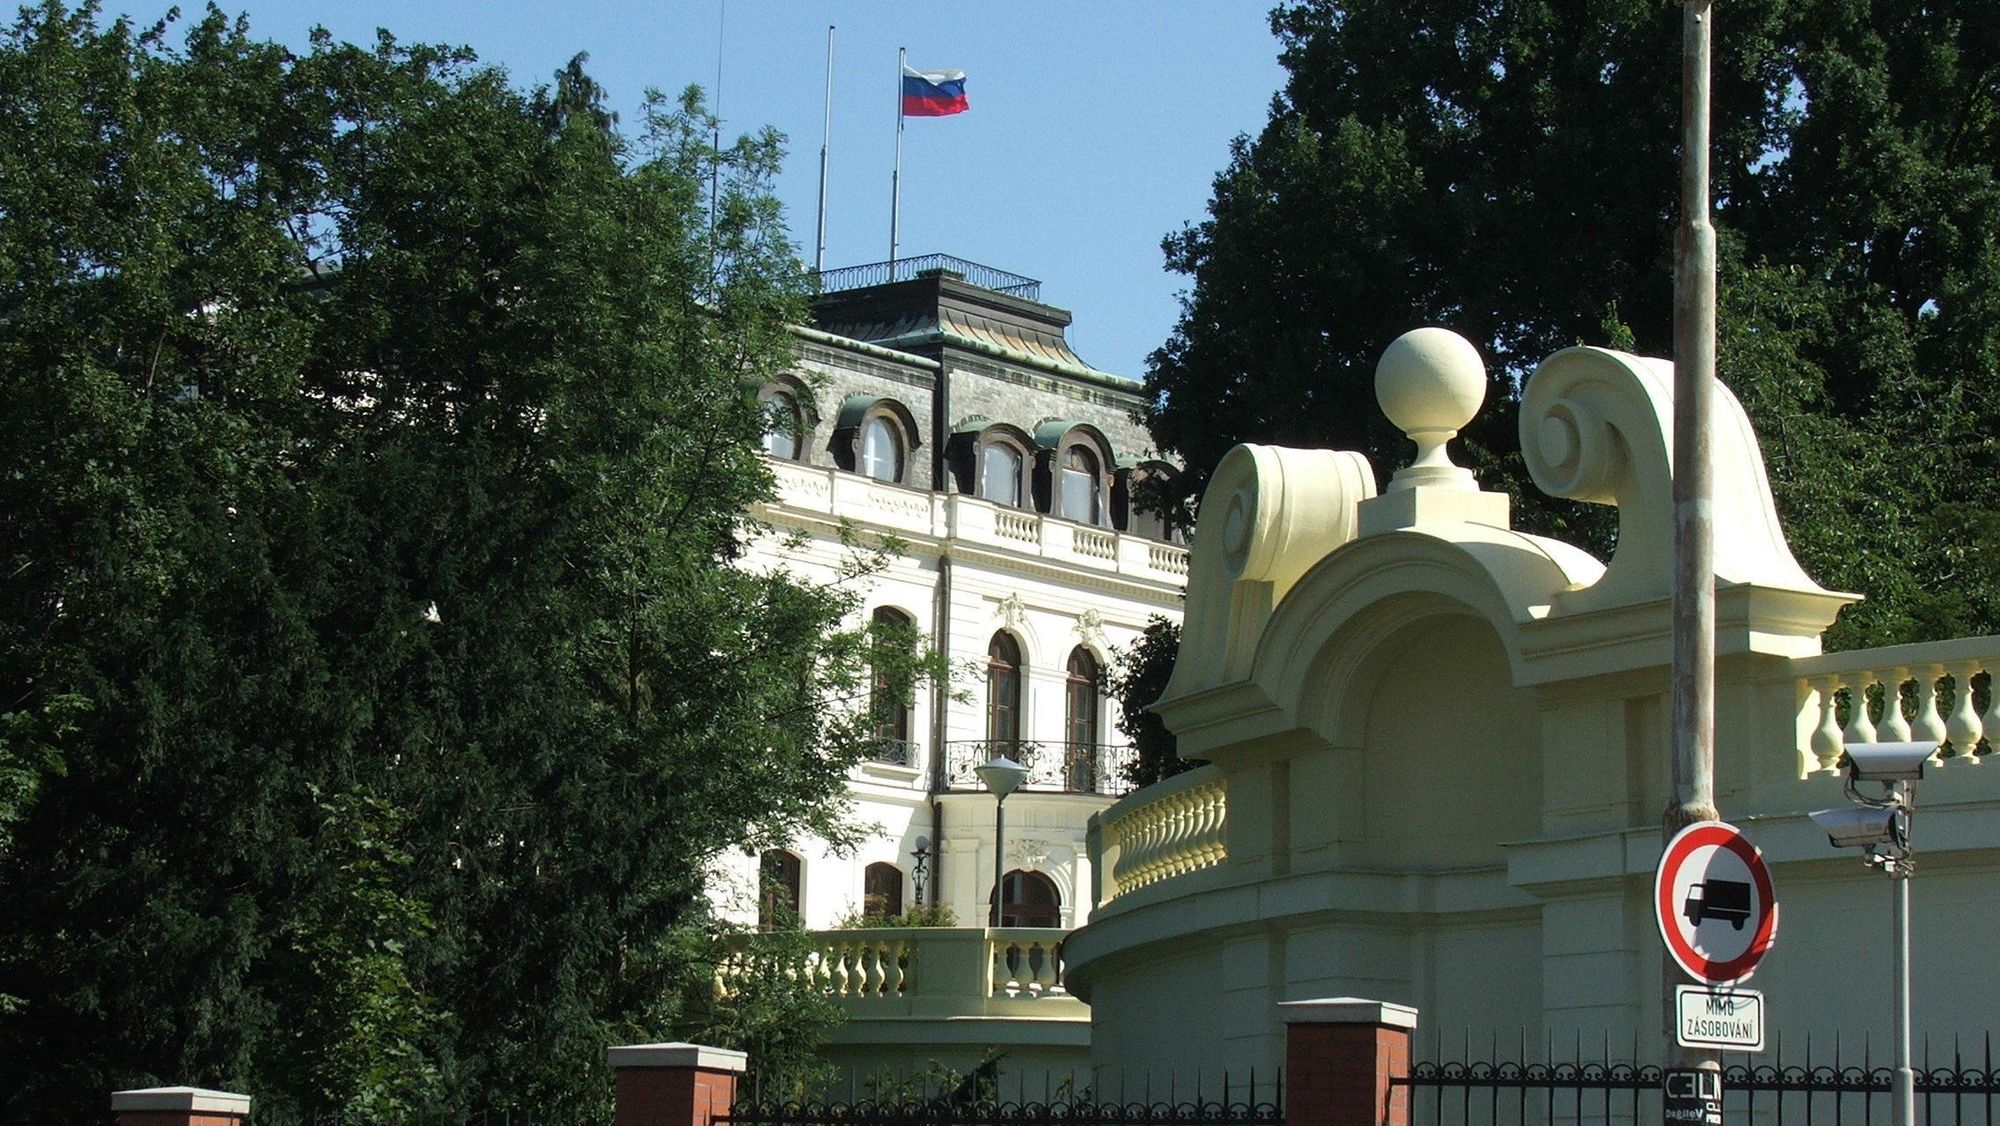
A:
[1810, 741, 1933, 1126]
[975, 755, 1030, 927]
[910, 834, 931, 906]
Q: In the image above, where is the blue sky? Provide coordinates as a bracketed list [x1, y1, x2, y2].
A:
[191, 1, 1290, 381]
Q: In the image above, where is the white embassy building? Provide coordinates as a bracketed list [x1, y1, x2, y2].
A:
[715, 257, 1187, 1073]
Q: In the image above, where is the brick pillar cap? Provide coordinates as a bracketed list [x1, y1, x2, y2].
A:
[607, 1043, 749, 1073]
[111, 1087, 252, 1114]
[1278, 997, 1419, 1030]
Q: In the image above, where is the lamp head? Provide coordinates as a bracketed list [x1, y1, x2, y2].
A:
[975, 755, 1031, 800]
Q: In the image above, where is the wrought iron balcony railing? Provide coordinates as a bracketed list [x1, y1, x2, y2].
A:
[942, 740, 1136, 797]
[864, 737, 917, 768]
[812, 255, 1041, 301]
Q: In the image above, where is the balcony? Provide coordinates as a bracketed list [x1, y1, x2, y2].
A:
[812, 255, 1042, 301]
[757, 460, 1190, 585]
[862, 737, 917, 769]
[1790, 635, 2000, 776]
[717, 927, 1083, 1024]
[1090, 764, 1228, 910]
[942, 740, 1136, 797]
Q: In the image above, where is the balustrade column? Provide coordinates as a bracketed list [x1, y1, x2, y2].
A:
[1946, 663, 1985, 765]
[1913, 665, 1948, 764]
[1879, 667, 1914, 742]
[1842, 672, 1878, 746]
[1808, 676, 1843, 775]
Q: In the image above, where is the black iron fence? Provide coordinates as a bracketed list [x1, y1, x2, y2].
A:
[245, 1107, 539, 1125]
[942, 740, 1137, 797]
[1398, 1032, 2000, 1125]
[725, 1068, 1280, 1126]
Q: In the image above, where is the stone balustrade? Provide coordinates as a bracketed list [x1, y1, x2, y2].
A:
[757, 459, 1190, 582]
[1791, 636, 2000, 776]
[715, 927, 1082, 1019]
[1093, 764, 1228, 906]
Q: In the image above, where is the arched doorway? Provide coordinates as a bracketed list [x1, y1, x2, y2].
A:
[987, 868, 1061, 928]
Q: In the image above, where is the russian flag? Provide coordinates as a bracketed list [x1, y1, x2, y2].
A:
[902, 65, 969, 117]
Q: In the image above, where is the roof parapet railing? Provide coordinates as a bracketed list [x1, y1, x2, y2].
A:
[812, 254, 1041, 301]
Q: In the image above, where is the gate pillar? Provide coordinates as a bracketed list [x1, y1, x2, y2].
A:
[110, 1087, 250, 1126]
[1280, 997, 1418, 1126]
[608, 1042, 748, 1126]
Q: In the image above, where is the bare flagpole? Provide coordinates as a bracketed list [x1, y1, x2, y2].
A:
[891, 46, 905, 269]
[1667, 0, 1720, 1086]
[709, 0, 725, 239]
[815, 25, 834, 274]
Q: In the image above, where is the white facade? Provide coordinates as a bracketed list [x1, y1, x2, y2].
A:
[1072, 328, 2000, 1081]
[715, 263, 1186, 953]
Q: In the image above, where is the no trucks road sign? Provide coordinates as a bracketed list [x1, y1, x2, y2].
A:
[1655, 821, 1778, 986]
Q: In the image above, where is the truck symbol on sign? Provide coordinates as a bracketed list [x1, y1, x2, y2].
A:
[1683, 879, 1752, 929]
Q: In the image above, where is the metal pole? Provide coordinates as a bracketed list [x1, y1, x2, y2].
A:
[1667, 0, 1722, 1094]
[1891, 782, 1916, 1126]
[814, 25, 834, 274]
[891, 47, 905, 268]
[709, 0, 725, 255]
[1670, 0, 1719, 833]
[990, 794, 1005, 927]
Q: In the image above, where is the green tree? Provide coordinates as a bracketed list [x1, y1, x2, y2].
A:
[1110, 617, 1198, 788]
[0, 5, 890, 1120]
[1145, 0, 2000, 649]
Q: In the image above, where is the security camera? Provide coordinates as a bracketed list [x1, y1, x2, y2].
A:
[1810, 805, 1900, 849]
[1842, 741, 1936, 783]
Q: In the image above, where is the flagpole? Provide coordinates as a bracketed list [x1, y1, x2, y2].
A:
[709, 0, 725, 257]
[815, 25, 834, 275]
[891, 46, 905, 270]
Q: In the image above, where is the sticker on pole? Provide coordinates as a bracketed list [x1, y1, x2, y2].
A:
[1655, 821, 1777, 985]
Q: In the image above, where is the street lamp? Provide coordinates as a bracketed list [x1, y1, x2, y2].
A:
[910, 835, 931, 906]
[975, 755, 1030, 927]
[1810, 740, 1933, 1126]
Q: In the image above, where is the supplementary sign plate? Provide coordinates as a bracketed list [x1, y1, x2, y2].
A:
[1675, 985, 1766, 1051]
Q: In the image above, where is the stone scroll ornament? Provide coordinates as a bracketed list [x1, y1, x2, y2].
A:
[1164, 443, 1378, 700]
[1518, 347, 1832, 614]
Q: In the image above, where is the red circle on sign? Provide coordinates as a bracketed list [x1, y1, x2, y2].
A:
[1654, 822, 1777, 984]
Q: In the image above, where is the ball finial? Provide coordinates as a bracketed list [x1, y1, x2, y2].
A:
[1374, 327, 1487, 490]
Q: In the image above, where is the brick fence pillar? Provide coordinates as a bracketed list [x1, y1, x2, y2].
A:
[1279, 997, 1418, 1126]
[608, 1042, 748, 1126]
[110, 1087, 250, 1126]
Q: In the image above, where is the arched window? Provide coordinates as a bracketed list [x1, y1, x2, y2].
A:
[987, 632, 1023, 750]
[863, 862, 905, 921]
[759, 849, 802, 930]
[981, 441, 1023, 508]
[1065, 648, 1101, 791]
[861, 415, 903, 483]
[988, 869, 1061, 928]
[869, 607, 915, 764]
[760, 392, 803, 460]
[1060, 446, 1102, 525]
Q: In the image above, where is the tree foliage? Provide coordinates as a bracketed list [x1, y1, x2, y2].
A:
[1110, 617, 1198, 789]
[1146, 0, 2000, 649]
[0, 4, 884, 1119]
